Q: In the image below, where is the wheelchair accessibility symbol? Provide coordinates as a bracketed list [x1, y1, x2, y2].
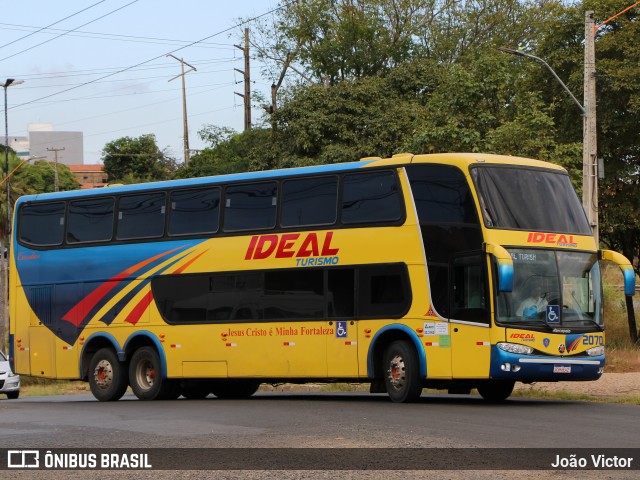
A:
[336, 321, 348, 338]
[546, 305, 560, 324]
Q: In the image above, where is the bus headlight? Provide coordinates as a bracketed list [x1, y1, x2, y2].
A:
[586, 346, 604, 357]
[497, 342, 534, 355]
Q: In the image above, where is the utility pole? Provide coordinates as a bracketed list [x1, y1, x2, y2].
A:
[46, 146, 64, 192]
[583, 11, 598, 245]
[167, 54, 197, 166]
[235, 28, 251, 131]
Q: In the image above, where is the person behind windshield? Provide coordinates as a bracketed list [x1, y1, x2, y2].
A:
[516, 279, 548, 318]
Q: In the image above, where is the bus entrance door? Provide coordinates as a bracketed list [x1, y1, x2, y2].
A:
[449, 253, 491, 379]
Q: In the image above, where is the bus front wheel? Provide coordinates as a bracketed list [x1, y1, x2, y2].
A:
[383, 340, 423, 403]
[477, 380, 515, 402]
[129, 347, 172, 400]
[88, 348, 128, 402]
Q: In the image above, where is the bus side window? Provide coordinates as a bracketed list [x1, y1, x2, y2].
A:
[168, 187, 220, 236]
[19, 202, 66, 246]
[116, 192, 166, 240]
[451, 254, 488, 323]
[342, 171, 403, 224]
[281, 176, 338, 228]
[67, 197, 114, 243]
[358, 264, 410, 318]
[224, 182, 277, 232]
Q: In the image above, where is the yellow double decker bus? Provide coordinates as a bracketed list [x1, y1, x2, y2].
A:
[8, 153, 635, 402]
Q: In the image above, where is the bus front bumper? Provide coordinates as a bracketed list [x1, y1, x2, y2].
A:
[489, 346, 604, 382]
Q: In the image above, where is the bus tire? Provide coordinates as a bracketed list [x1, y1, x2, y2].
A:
[383, 340, 423, 403]
[211, 380, 260, 399]
[88, 348, 128, 402]
[129, 347, 171, 401]
[477, 380, 515, 402]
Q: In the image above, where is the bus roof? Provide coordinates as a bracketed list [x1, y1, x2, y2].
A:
[15, 152, 565, 205]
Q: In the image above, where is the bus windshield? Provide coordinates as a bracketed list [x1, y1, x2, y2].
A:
[496, 249, 603, 330]
[471, 166, 592, 234]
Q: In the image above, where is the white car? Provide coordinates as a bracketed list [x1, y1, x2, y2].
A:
[0, 351, 20, 399]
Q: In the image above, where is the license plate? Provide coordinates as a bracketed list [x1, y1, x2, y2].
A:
[553, 365, 571, 373]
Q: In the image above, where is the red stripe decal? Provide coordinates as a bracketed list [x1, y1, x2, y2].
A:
[125, 291, 154, 325]
[62, 247, 183, 326]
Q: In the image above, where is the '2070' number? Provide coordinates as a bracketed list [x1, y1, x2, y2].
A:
[582, 335, 604, 346]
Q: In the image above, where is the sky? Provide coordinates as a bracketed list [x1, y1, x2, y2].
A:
[1, 0, 278, 165]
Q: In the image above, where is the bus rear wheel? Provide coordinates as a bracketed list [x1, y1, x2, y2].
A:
[383, 340, 423, 403]
[129, 347, 173, 400]
[88, 348, 128, 402]
[210, 380, 260, 399]
[477, 380, 515, 402]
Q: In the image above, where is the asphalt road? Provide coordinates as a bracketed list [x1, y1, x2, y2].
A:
[2, 391, 639, 478]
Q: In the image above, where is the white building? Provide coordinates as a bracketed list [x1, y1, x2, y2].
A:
[2, 123, 84, 164]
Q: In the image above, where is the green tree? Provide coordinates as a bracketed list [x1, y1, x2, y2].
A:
[0, 151, 81, 238]
[173, 126, 271, 179]
[102, 134, 176, 183]
[244, 0, 640, 274]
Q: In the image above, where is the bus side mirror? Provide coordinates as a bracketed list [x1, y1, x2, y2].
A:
[599, 250, 636, 296]
[484, 242, 513, 292]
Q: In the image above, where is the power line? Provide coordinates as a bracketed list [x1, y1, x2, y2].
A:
[11, 3, 290, 110]
[12, 58, 234, 80]
[0, 22, 232, 49]
[15, 67, 236, 90]
[0, 0, 140, 63]
[0, 0, 107, 50]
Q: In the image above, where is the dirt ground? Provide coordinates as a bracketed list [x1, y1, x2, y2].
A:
[514, 371, 640, 398]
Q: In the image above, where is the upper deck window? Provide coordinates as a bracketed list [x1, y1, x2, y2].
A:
[224, 182, 277, 232]
[407, 164, 478, 224]
[471, 166, 591, 234]
[169, 187, 220, 236]
[342, 171, 402, 224]
[19, 202, 65, 246]
[281, 176, 338, 228]
[117, 192, 166, 240]
[67, 198, 114, 243]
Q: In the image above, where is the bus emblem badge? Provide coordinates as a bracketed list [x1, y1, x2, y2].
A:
[336, 322, 348, 338]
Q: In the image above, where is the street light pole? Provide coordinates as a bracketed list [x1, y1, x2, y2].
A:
[498, 48, 597, 241]
[583, 11, 598, 245]
[3, 78, 24, 239]
[2, 78, 23, 350]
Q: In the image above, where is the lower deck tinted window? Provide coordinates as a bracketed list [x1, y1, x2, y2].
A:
[19, 202, 65, 246]
[152, 263, 410, 323]
[342, 171, 403, 224]
[359, 264, 410, 317]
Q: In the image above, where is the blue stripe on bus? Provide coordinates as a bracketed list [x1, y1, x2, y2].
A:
[14, 160, 375, 207]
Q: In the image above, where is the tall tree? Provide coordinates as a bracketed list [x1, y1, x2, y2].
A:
[102, 134, 176, 183]
[173, 126, 271, 179]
